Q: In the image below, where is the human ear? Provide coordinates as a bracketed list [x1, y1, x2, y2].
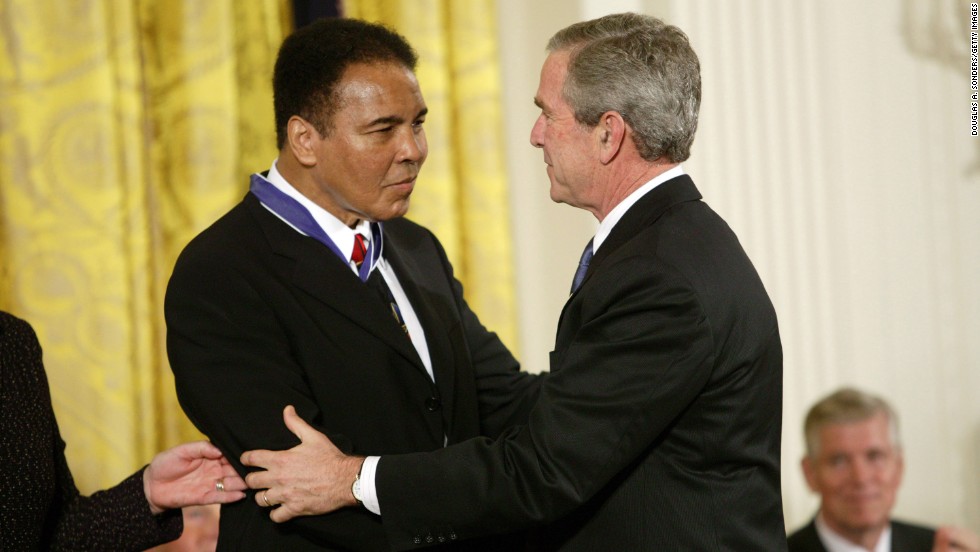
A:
[597, 111, 626, 164]
[286, 116, 318, 167]
[801, 456, 819, 492]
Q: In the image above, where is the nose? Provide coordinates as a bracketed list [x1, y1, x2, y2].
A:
[530, 114, 546, 148]
[397, 128, 427, 163]
[849, 458, 873, 484]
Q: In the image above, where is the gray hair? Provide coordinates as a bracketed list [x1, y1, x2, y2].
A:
[803, 387, 902, 458]
[547, 12, 701, 163]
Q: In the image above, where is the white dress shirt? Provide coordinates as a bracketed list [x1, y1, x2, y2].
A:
[592, 164, 684, 253]
[815, 512, 892, 552]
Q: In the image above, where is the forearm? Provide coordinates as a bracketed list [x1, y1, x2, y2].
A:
[50, 469, 182, 551]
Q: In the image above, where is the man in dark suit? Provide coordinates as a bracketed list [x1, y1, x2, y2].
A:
[788, 388, 979, 552]
[165, 18, 541, 551]
[242, 12, 786, 550]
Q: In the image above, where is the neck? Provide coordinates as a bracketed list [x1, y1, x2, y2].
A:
[821, 512, 887, 551]
[276, 153, 360, 228]
[593, 160, 678, 221]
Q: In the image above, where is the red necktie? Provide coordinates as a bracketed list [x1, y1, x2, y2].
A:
[351, 234, 367, 268]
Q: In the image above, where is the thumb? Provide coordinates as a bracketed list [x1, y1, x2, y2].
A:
[282, 405, 317, 443]
[933, 527, 949, 552]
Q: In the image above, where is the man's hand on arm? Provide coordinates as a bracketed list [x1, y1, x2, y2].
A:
[242, 405, 364, 523]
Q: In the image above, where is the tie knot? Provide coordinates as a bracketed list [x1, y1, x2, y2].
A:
[351, 233, 367, 268]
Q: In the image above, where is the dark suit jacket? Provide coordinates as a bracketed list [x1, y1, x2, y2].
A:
[166, 192, 542, 551]
[376, 175, 786, 550]
[787, 517, 936, 552]
[0, 311, 182, 551]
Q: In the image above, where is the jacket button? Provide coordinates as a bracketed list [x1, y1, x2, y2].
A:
[425, 534, 435, 543]
[449, 531, 457, 540]
[437, 534, 446, 542]
[425, 397, 441, 412]
[413, 535, 422, 544]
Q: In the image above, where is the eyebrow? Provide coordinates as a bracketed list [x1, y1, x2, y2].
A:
[366, 107, 429, 128]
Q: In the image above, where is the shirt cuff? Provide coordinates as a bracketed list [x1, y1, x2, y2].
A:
[360, 456, 381, 515]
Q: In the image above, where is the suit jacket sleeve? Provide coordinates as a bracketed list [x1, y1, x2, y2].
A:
[424, 226, 544, 439]
[46, 465, 183, 551]
[166, 244, 385, 548]
[376, 253, 715, 548]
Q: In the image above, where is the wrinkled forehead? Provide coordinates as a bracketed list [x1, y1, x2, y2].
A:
[329, 62, 426, 120]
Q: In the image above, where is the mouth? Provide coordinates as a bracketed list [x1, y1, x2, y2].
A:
[387, 175, 417, 190]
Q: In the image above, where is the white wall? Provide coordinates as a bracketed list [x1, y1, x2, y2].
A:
[498, 0, 980, 534]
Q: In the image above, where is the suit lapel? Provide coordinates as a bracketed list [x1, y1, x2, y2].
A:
[383, 235, 457, 424]
[558, 175, 703, 323]
[245, 194, 424, 369]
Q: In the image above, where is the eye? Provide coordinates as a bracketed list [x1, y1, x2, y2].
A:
[867, 450, 887, 464]
[375, 126, 394, 134]
[827, 454, 847, 468]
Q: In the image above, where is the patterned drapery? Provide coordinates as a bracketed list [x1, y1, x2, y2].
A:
[0, 0, 289, 491]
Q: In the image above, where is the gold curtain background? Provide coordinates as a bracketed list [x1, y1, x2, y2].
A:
[0, 0, 289, 491]
[0, 0, 516, 494]
[343, 0, 518, 351]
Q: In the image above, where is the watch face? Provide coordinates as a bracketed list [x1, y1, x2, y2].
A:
[352, 478, 363, 502]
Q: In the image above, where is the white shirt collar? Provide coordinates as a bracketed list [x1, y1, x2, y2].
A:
[592, 165, 685, 253]
[264, 160, 374, 268]
[815, 512, 892, 552]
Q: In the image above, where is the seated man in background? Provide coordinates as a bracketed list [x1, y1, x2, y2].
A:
[788, 387, 979, 552]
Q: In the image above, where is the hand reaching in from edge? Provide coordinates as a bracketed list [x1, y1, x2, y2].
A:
[933, 525, 980, 552]
[143, 440, 246, 514]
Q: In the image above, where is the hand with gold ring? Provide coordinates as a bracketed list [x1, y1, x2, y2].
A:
[242, 406, 364, 523]
[142, 440, 247, 514]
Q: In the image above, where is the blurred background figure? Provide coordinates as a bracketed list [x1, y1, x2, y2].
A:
[787, 387, 979, 552]
[0, 310, 245, 551]
[146, 505, 220, 552]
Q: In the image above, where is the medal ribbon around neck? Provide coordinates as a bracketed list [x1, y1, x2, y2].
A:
[249, 173, 382, 282]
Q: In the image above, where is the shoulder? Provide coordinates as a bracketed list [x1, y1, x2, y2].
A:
[170, 195, 269, 278]
[382, 217, 447, 262]
[0, 311, 42, 367]
[0, 311, 36, 343]
[383, 217, 438, 244]
[0, 311, 50, 407]
[891, 519, 936, 546]
[787, 519, 825, 552]
[177, 195, 256, 255]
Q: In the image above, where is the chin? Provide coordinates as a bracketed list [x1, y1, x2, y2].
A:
[377, 202, 410, 222]
[549, 186, 567, 205]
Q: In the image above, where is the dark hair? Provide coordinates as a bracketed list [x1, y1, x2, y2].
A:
[273, 18, 418, 149]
